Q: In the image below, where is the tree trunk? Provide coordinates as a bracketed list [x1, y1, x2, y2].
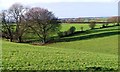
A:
[18, 36, 22, 43]
[42, 37, 46, 44]
[8, 29, 13, 42]
[42, 28, 47, 44]
[10, 38, 13, 42]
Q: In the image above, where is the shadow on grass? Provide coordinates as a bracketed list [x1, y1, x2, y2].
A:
[85, 66, 117, 71]
[56, 31, 120, 42]
[63, 28, 119, 37]
[22, 26, 120, 44]
[22, 39, 40, 43]
[23, 30, 119, 44]
[2, 67, 118, 72]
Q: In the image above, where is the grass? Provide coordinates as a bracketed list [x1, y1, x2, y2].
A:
[22, 23, 112, 41]
[60, 23, 114, 31]
[2, 35, 118, 70]
[2, 23, 119, 70]
[60, 23, 99, 31]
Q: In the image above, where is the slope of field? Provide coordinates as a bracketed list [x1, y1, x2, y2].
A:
[2, 35, 118, 70]
[2, 24, 119, 70]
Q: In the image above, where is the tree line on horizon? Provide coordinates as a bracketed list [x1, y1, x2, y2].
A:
[59, 16, 120, 24]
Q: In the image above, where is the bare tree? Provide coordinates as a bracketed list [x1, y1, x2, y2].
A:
[0, 13, 2, 37]
[89, 20, 96, 30]
[107, 16, 120, 26]
[1, 10, 14, 42]
[25, 7, 61, 44]
[8, 3, 28, 42]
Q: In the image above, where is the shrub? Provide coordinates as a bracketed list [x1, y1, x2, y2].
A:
[89, 21, 96, 29]
[116, 23, 120, 26]
[102, 24, 106, 28]
[80, 27, 84, 31]
[105, 23, 109, 27]
[69, 26, 76, 34]
[58, 31, 68, 37]
[58, 26, 76, 37]
[58, 32, 63, 37]
[101, 23, 108, 28]
[66, 30, 71, 35]
[63, 31, 68, 36]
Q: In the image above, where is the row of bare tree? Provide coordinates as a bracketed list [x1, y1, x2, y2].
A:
[60, 16, 120, 24]
[0, 3, 61, 44]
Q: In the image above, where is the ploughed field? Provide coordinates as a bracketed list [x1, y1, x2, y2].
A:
[2, 23, 119, 70]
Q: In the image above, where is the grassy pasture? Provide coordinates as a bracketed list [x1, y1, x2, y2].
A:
[2, 35, 118, 70]
[60, 23, 114, 31]
[60, 23, 98, 31]
[2, 23, 119, 70]
[22, 23, 111, 40]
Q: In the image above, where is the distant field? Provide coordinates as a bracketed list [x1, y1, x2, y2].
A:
[2, 23, 119, 70]
[60, 23, 114, 31]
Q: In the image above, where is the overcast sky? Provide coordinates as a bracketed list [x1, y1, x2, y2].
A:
[0, 0, 119, 18]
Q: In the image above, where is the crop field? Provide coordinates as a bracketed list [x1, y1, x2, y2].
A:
[1, 23, 119, 71]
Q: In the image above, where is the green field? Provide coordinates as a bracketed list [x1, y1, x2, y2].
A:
[60, 23, 114, 31]
[2, 23, 119, 70]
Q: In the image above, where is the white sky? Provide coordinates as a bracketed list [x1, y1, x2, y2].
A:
[0, 0, 119, 10]
[0, 0, 119, 18]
